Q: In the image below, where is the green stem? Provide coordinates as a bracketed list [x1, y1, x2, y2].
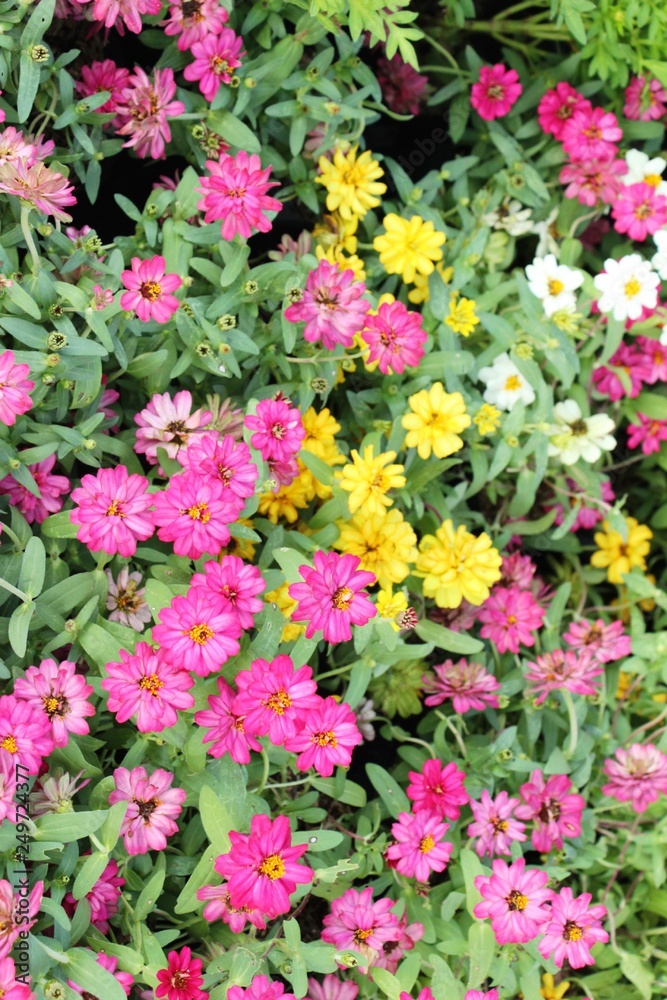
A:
[464, 19, 570, 37]
[0, 522, 24, 550]
[421, 31, 464, 73]
[316, 663, 353, 682]
[20, 205, 40, 271]
[563, 689, 578, 758]
[0, 577, 30, 602]
[255, 749, 270, 795]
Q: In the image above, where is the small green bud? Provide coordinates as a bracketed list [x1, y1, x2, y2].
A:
[217, 314, 236, 330]
[47, 331, 67, 350]
[310, 376, 329, 393]
[46, 353, 61, 367]
[30, 43, 49, 62]
[243, 280, 259, 295]
[83, 439, 97, 450]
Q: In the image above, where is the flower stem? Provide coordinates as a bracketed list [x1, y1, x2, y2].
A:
[20, 205, 40, 272]
[255, 749, 270, 795]
[563, 689, 578, 758]
[0, 577, 30, 602]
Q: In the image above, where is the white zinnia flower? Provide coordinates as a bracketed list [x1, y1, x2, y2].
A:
[478, 352, 536, 412]
[652, 230, 667, 281]
[483, 198, 533, 236]
[593, 254, 659, 321]
[532, 208, 559, 258]
[621, 149, 667, 196]
[525, 253, 584, 316]
[547, 400, 616, 465]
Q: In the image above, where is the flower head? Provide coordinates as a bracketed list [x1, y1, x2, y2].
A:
[0, 350, 34, 425]
[547, 399, 617, 465]
[473, 857, 553, 944]
[191, 556, 264, 630]
[14, 658, 94, 749]
[70, 466, 154, 557]
[406, 758, 469, 820]
[152, 474, 237, 559]
[164, 0, 229, 51]
[361, 299, 427, 374]
[184, 28, 244, 102]
[77, 60, 131, 126]
[195, 676, 262, 763]
[229, 975, 296, 1000]
[373, 214, 445, 283]
[594, 254, 659, 321]
[110, 766, 186, 855]
[627, 413, 667, 454]
[156, 947, 208, 1000]
[478, 352, 535, 411]
[153, 589, 241, 677]
[198, 150, 281, 240]
[564, 618, 630, 663]
[0, 880, 43, 959]
[339, 447, 405, 516]
[538, 888, 608, 969]
[0, 160, 76, 221]
[246, 397, 305, 463]
[474, 403, 502, 436]
[515, 770, 585, 852]
[284, 260, 370, 350]
[377, 54, 428, 115]
[402, 383, 471, 459]
[524, 648, 603, 705]
[525, 254, 583, 315]
[559, 154, 627, 207]
[561, 106, 622, 160]
[602, 742, 667, 812]
[624, 76, 667, 121]
[321, 887, 402, 970]
[612, 181, 667, 241]
[591, 516, 652, 583]
[102, 642, 194, 732]
[415, 519, 502, 609]
[197, 880, 267, 933]
[234, 655, 320, 744]
[121, 255, 182, 322]
[478, 585, 545, 653]
[471, 63, 522, 120]
[64, 859, 123, 933]
[116, 66, 185, 159]
[316, 145, 386, 220]
[105, 567, 151, 631]
[335, 508, 417, 589]
[0, 454, 68, 523]
[538, 83, 591, 139]
[422, 658, 501, 714]
[134, 390, 212, 468]
[289, 550, 376, 643]
[467, 790, 526, 857]
[386, 810, 453, 881]
[284, 696, 363, 776]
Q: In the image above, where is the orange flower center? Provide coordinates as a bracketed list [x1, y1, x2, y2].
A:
[259, 854, 286, 879]
[0, 735, 18, 754]
[312, 730, 337, 747]
[506, 890, 529, 911]
[139, 675, 164, 696]
[187, 623, 214, 644]
[140, 280, 161, 301]
[106, 499, 125, 517]
[186, 502, 210, 522]
[419, 834, 435, 854]
[332, 586, 353, 610]
[264, 690, 292, 715]
[563, 920, 583, 941]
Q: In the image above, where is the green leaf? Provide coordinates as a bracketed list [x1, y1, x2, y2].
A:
[100, 800, 128, 852]
[21, 0, 56, 47]
[299, 449, 334, 486]
[72, 851, 111, 900]
[65, 947, 129, 1000]
[415, 619, 483, 654]
[18, 535, 45, 598]
[8, 600, 35, 657]
[207, 110, 261, 153]
[174, 847, 218, 915]
[17, 54, 41, 123]
[34, 810, 108, 842]
[365, 763, 409, 818]
[40, 510, 80, 539]
[371, 968, 401, 1000]
[467, 921, 495, 987]
[460, 848, 485, 916]
[199, 783, 235, 853]
[134, 855, 166, 922]
[619, 952, 653, 1000]
[310, 777, 366, 807]
[292, 830, 344, 852]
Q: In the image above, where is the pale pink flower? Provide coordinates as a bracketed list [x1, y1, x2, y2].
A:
[307, 975, 358, 1000]
[0, 880, 43, 959]
[234, 655, 320, 744]
[120, 255, 182, 322]
[515, 770, 585, 853]
[538, 888, 608, 968]
[93, 285, 114, 310]
[184, 28, 244, 102]
[110, 766, 186, 855]
[0, 956, 36, 1000]
[105, 567, 151, 631]
[191, 556, 265, 630]
[69, 952, 133, 997]
[0, 160, 77, 221]
[627, 413, 667, 454]
[564, 618, 631, 663]
[431, 599, 478, 633]
[0, 350, 34, 425]
[134, 389, 212, 467]
[524, 648, 603, 705]
[362, 300, 427, 374]
[102, 642, 194, 732]
[70, 466, 155, 557]
[470, 63, 522, 121]
[14, 658, 94, 748]
[0, 127, 35, 166]
[152, 474, 237, 559]
[406, 758, 469, 820]
[179, 431, 257, 502]
[228, 975, 296, 1000]
[284, 259, 370, 350]
[561, 106, 623, 160]
[269, 231, 312, 260]
[0, 752, 16, 826]
[284, 696, 363, 776]
[289, 550, 376, 643]
[71, 0, 160, 31]
[116, 67, 185, 160]
[245, 397, 305, 463]
[321, 887, 402, 970]
[612, 181, 667, 241]
[164, 0, 228, 50]
[374, 914, 423, 973]
[473, 857, 553, 945]
[500, 552, 536, 589]
[422, 658, 500, 714]
[198, 150, 282, 240]
[31, 769, 90, 818]
[467, 790, 526, 857]
[478, 586, 545, 654]
[153, 588, 241, 677]
[559, 154, 627, 206]
[195, 677, 262, 763]
[77, 60, 131, 126]
[197, 880, 266, 932]
[0, 695, 54, 775]
[601, 742, 667, 812]
[549, 476, 615, 532]
[0, 454, 68, 523]
[624, 76, 667, 121]
[537, 82, 591, 139]
[377, 53, 428, 115]
[386, 810, 453, 881]
[64, 858, 123, 933]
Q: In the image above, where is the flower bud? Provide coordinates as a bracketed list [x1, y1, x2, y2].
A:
[243, 280, 259, 295]
[47, 332, 67, 350]
[30, 43, 49, 61]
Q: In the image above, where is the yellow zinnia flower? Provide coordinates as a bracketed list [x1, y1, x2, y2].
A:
[301, 406, 341, 455]
[473, 403, 502, 436]
[402, 382, 471, 460]
[316, 244, 366, 282]
[591, 516, 653, 584]
[540, 973, 571, 1000]
[335, 508, 417, 588]
[445, 294, 480, 337]
[315, 145, 386, 220]
[407, 263, 454, 304]
[415, 519, 502, 608]
[258, 473, 310, 524]
[338, 446, 406, 516]
[376, 587, 409, 631]
[373, 213, 446, 283]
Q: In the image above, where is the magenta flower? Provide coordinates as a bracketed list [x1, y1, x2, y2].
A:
[561, 106, 623, 160]
[470, 63, 522, 121]
[284, 259, 370, 350]
[245, 397, 305, 463]
[564, 618, 631, 663]
[289, 550, 376, 643]
[135, 389, 212, 467]
[636, 335, 667, 383]
[524, 648, 603, 705]
[70, 466, 154, 557]
[214, 813, 313, 918]
[377, 53, 428, 115]
[478, 586, 545, 654]
[164, 0, 228, 50]
[464, 993, 498, 1000]
[500, 552, 536, 589]
[624, 76, 667, 121]
[467, 790, 526, 858]
[0, 350, 34, 425]
[386, 810, 453, 881]
[601, 742, 667, 812]
[65, 859, 124, 934]
[110, 766, 186, 856]
[179, 432, 257, 502]
[550, 476, 615, 532]
[116, 67, 185, 159]
[195, 678, 261, 763]
[191, 556, 265, 630]
[121, 255, 182, 322]
[0, 695, 54, 775]
[406, 758, 469, 820]
[76, 60, 131, 126]
[559, 154, 627, 207]
[229, 975, 296, 1000]
[14, 658, 94, 748]
[592, 343, 649, 400]
[515, 770, 585, 853]
[71, 0, 160, 33]
[69, 952, 133, 997]
[234, 655, 320, 744]
[612, 181, 667, 241]
[0, 160, 77, 222]
[153, 589, 241, 677]
[284, 696, 363, 776]
[0, 879, 43, 959]
[152, 474, 236, 559]
[156, 947, 207, 1000]
[537, 82, 591, 139]
[0, 454, 68, 523]
[102, 642, 194, 732]
[422, 658, 500, 714]
[198, 150, 282, 241]
[362, 300, 427, 375]
[627, 413, 667, 454]
[307, 976, 358, 1000]
[184, 28, 244, 102]
[321, 887, 402, 969]
[0, 955, 37, 1000]
[473, 857, 553, 945]
[538, 888, 608, 968]
[0, 750, 16, 826]
[197, 880, 267, 932]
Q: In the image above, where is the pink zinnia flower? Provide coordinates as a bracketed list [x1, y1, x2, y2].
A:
[0, 454, 68, 523]
[0, 879, 43, 959]
[116, 67, 185, 159]
[156, 947, 207, 1000]
[559, 154, 627, 206]
[362, 300, 427, 375]
[184, 28, 244, 102]
[624, 76, 667, 121]
[374, 915, 423, 973]
[234, 655, 320, 744]
[195, 677, 262, 763]
[612, 181, 667, 241]
[215, 813, 313, 918]
[0, 695, 54, 775]
[515, 770, 585, 853]
[467, 790, 526, 857]
[385, 810, 453, 881]
[93, 284, 114, 310]
[524, 648, 603, 705]
[71, 0, 160, 32]
[470, 63, 522, 121]
[110, 766, 186, 855]
[321, 887, 402, 969]
[602, 742, 667, 812]
[198, 150, 282, 241]
[245, 397, 305, 463]
[0, 127, 36, 166]
[179, 431, 257, 502]
[500, 552, 536, 589]
[422, 658, 500, 714]
[134, 389, 212, 467]
[537, 82, 591, 139]
[406, 758, 469, 820]
[0, 350, 34, 425]
[284, 259, 370, 350]
[64, 859, 124, 933]
[473, 857, 553, 944]
[153, 589, 241, 677]
[69, 952, 133, 997]
[0, 956, 36, 1000]
[564, 618, 631, 663]
[636, 334, 667, 383]
[550, 476, 615, 532]
[152, 475, 236, 559]
[377, 53, 428, 115]
[14, 658, 94, 748]
[102, 642, 194, 732]
[478, 586, 545, 654]
[77, 60, 131, 126]
[0, 160, 77, 222]
[228, 975, 296, 1000]
[627, 413, 667, 454]
[562, 106, 623, 160]
[164, 0, 228, 50]
[592, 342, 650, 400]
[307, 978, 357, 1000]
[197, 880, 267, 932]
[120, 255, 182, 322]
[289, 550, 376, 643]
[70, 466, 154, 557]
[539, 888, 608, 968]
[191, 556, 264, 630]
[284, 696, 363, 776]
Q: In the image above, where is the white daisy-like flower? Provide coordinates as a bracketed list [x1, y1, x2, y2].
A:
[652, 230, 667, 281]
[593, 254, 660, 322]
[621, 149, 667, 196]
[525, 253, 584, 316]
[483, 198, 534, 236]
[547, 400, 616, 465]
[478, 352, 536, 412]
[531, 208, 559, 258]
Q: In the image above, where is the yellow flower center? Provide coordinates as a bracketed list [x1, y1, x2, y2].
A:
[504, 375, 522, 391]
[645, 173, 662, 187]
[419, 834, 435, 854]
[354, 928, 373, 942]
[563, 921, 583, 942]
[140, 281, 162, 301]
[492, 817, 509, 832]
[106, 499, 124, 517]
[624, 277, 641, 298]
[506, 614, 517, 624]
[139, 675, 164, 695]
[186, 502, 210, 522]
[0, 735, 18, 754]
[264, 690, 292, 715]
[187, 623, 214, 644]
[259, 854, 286, 880]
[312, 730, 338, 747]
[332, 586, 353, 610]
[506, 890, 529, 911]
[547, 278, 564, 295]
